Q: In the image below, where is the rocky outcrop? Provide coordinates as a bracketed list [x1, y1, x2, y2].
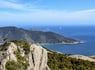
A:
[0, 43, 17, 70]
[0, 42, 50, 70]
[70, 55, 95, 62]
[27, 44, 50, 70]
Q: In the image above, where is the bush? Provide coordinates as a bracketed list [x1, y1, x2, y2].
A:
[48, 52, 95, 70]
[22, 42, 30, 54]
[15, 51, 28, 69]
[6, 61, 20, 70]
[0, 42, 10, 51]
[12, 40, 30, 54]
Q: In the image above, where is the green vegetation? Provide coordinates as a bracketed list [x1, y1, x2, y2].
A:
[6, 47, 28, 70]
[6, 59, 28, 70]
[2, 40, 95, 70]
[14, 51, 28, 69]
[6, 61, 20, 70]
[48, 52, 95, 70]
[12, 40, 30, 54]
[22, 42, 30, 54]
[0, 42, 10, 51]
[5, 40, 29, 70]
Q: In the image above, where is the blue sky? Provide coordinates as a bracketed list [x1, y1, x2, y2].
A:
[0, 0, 95, 26]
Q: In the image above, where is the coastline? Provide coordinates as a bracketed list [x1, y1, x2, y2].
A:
[40, 40, 83, 45]
[70, 55, 95, 62]
[40, 40, 95, 62]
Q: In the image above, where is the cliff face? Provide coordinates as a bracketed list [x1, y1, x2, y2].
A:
[0, 42, 50, 70]
[0, 43, 17, 70]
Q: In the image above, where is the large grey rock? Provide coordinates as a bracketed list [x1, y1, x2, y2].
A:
[0, 42, 50, 70]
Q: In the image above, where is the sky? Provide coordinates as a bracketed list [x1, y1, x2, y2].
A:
[0, 0, 95, 26]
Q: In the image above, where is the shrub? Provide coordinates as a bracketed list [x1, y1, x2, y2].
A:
[0, 42, 10, 51]
[48, 52, 95, 70]
[6, 61, 20, 70]
[15, 51, 28, 69]
[12, 40, 30, 54]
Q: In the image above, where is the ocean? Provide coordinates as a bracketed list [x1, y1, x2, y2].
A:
[40, 26, 95, 56]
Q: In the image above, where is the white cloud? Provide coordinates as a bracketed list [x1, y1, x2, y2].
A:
[0, 0, 95, 25]
[64, 9, 95, 21]
[0, 0, 37, 11]
[4, 0, 18, 2]
[0, 9, 95, 24]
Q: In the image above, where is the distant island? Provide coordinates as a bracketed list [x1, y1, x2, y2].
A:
[0, 26, 80, 44]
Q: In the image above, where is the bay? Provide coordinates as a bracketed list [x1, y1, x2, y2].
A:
[42, 26, 95, 56]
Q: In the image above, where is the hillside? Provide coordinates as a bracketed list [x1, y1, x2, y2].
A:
[0, 41, 95, 70]
[0, 27, 79, 44]
[48, 51, 95, 70]
[0, 41, 50, 70]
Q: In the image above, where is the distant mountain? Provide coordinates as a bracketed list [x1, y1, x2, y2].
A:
[0, 26, 79, 44]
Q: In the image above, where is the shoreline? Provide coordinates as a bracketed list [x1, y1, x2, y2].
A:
[40, 41, 84, 45]
[41, 41, 94, 57]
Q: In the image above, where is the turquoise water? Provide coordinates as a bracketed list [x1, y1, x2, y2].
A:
[42, 26, 95, 56]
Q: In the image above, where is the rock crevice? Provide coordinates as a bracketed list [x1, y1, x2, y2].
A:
[0, 42, 50, 70]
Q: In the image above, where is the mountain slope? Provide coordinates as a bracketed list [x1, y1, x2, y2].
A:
[0, 27, 79, 44]
[0, 41, 50, 70]
[0, 41, 95, 70]
[48, 51, 95, 70]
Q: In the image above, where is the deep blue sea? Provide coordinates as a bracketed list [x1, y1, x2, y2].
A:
[39, 26, 95, 56]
